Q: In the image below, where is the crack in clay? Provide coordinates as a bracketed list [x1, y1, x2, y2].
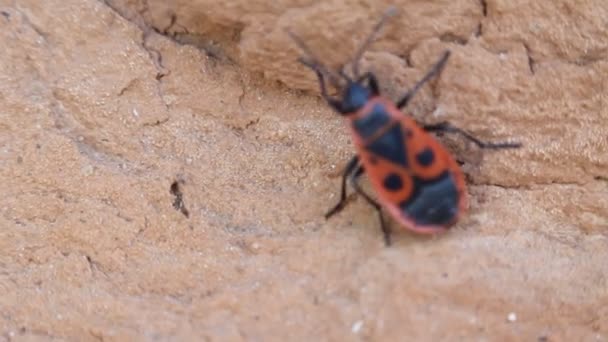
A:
[475, 180, 590, 190]
[13, 7, 49, 42]
[142, 117, 170, 127]
[102, 0, 233, 62]
[594, 175, 608, 182]
[7, 186, 139, 231]
[86, 255, 110, 279]
[474, 23, 483, 38]
[237, 76, 247, 112]
[75, 138, 128, 166]
[141, 31, 171, 110]
[439, 0, 489, 45]
[438, 33, 468, 46]
[475, 0, 487, 38]
[99, 0, 170, 109]
[244, 118, 260, 129]
[117, 78, 138, 96]
[522, 42, 536, 74]
[400, 51, 413, 68]
[568, 48, 608, 66]
[161, 13, 178, 34]
[480, 0, 488, 17]
[136, 217, 150, 238]
[17, 328, 58, 340]
[0, 4, 54, 80]
[142, 31, 169, 80]
[89, 329, 104, 342]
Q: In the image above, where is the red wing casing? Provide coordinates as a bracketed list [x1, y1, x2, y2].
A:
[348, 97, 468, 233]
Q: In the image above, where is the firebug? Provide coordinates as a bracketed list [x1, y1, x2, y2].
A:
[287, 9, 521, 245]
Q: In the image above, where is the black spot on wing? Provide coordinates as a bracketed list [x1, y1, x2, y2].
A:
[366, 124, 408, 167]
[416, 147, 435, 167]
[399, 172, 459, 226]
[352, 104, 391, 139]
[383, 173, 403, 191]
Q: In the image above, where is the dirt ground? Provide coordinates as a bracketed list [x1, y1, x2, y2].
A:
[1, 0, 607, 340]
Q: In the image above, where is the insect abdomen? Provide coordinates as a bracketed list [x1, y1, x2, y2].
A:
[399, 171, 460, 226]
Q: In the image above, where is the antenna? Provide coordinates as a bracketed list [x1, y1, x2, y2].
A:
[286, 29, 342, 89]
[351, 7, 398, 78]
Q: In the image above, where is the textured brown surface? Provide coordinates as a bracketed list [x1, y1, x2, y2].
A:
[1, 0, 607, 340]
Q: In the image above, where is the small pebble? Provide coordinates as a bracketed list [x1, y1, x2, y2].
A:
[351, 320, 363, 333]
[507, 312, 517, 322]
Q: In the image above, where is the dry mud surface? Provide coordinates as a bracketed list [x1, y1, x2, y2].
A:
[1, 0, 607, 340]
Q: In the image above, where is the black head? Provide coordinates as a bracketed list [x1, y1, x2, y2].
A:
[287, 8, 396, 114]
[341, 82, 373, 113]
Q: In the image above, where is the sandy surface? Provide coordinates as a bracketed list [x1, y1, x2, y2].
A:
[1, 0, 607, 340]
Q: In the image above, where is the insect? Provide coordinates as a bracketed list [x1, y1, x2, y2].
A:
[287, 9, 521, 245]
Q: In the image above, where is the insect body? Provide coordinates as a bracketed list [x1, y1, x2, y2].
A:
[288, 10, 521, 245]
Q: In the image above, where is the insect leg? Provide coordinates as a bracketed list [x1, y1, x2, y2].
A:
[396, 50, 451, 109]
[325, 155, 360, 219]
[350, 165, 392, 246]
[423, 122, 522, 149]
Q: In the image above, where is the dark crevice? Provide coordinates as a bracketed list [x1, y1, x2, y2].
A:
[237, 75, 247, 111]
[100, 0, 147, 31]
[399, 51, 413, 68]
[523, 43, 536, 74]
[475, 0, 487, 37]
[137, 217, 149, 237]
[100, 0, 169, 108]
[594, 175, 608, 182]
[170, 180, 190, 218]
[86, 255, 109, 278]
[160, 13, 178, 35]
[404, 54, 413, 68]
[100, 0, 236, 62]
[475, 180, 586, 190]
[142, 117, 170, 127]
[117, 78, 137, 96]
[19, 10, 48, 41]
[89, 330, 104, 342]
[245, 118, 260, 129]
[475, 23, 483, 37]
[140, 2, 176, 69]
[141, 30, 171, 110]
[570, 50, 608, 66]
[439, 33, 468, 45]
